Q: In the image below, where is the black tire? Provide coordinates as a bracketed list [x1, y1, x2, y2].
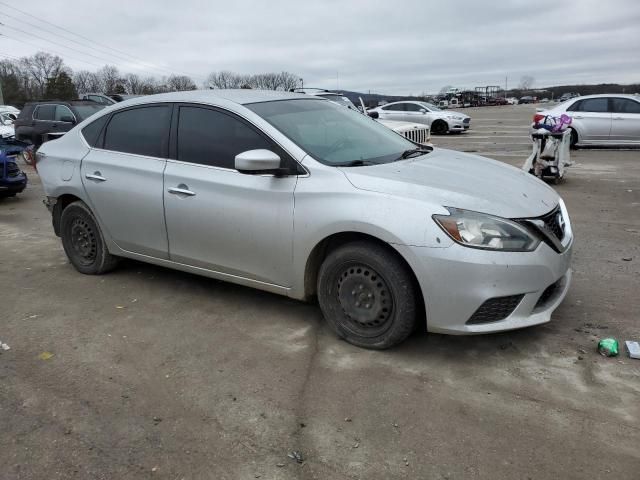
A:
[569, 128, 578, 149]
[317, 241, 418, 349]
[431, 119, 448, 135]
[60, 200, 119, 275]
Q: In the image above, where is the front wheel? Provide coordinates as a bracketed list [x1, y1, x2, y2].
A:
[431, 119, 448, 135]
[317, 241, 418, 349]
[60, 201, 119, 274]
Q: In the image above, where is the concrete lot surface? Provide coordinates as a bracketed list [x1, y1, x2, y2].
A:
[1, 105, 639, 479]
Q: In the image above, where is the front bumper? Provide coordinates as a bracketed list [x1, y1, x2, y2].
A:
[395, 235, 573, 334]
[0, 174, 28, 195]
[448, 118, 470, 131]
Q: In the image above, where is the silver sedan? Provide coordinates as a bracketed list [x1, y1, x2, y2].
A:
[36, 90, 572, 349]
[536, 94, 640, 147]
[368, 100, 471, 134]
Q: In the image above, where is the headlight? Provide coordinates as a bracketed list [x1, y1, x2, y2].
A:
[433, 208, 540, 251]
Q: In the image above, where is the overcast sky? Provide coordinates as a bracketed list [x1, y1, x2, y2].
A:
[1, 0, 639, 95]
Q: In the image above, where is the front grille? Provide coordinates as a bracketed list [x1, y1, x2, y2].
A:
[403, 128, 429, 145]
[467, 294, 524, 324]
[6, 162, 20, 177]
[539, 206, 565, 241]
[534, 279, 562, 310]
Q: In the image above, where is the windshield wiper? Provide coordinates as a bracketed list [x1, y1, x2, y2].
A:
[399, 147, 432, 159]
[334, 159, 378, 167]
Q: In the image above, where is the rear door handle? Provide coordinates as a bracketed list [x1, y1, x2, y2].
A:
[613, 117, 624, 120]
[573, 115, 583, 119]
[85, 172, 106, 182]
[168, 184, 195, 196]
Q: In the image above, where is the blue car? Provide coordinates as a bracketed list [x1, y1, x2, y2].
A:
[0, 149, 28, 198]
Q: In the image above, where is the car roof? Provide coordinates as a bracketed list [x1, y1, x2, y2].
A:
[118, 89, 312, 107]
[564, 94, 639, 101]
[25, 100, 103, 106]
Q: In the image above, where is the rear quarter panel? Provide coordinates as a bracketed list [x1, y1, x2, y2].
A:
[36, 129, 89, 200]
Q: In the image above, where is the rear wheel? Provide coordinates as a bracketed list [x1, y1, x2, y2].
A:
[60, 201, 119, 274]
[569, 128, 579, 149]
[317, 241, 417, 349]
[431, 119, 448, 135]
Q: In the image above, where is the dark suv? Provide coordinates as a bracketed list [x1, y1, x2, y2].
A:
[14, 101, 105, 147]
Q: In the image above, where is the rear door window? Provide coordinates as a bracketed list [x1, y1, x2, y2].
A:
[176, 106, 272, 169]
[404, 103, 421, 112]
[34, 105, 56, 121]
[103, 105, 171, 157]
[81, 115, 110, 147]
[54, 105, 75, 122]
[611, 98, 640, 114]
[579, 98, 609, 113]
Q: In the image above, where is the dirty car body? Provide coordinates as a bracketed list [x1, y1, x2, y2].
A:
[36, 90, 573, 348]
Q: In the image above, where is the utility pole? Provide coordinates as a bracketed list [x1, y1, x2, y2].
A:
[0, 77, 4, 104]
[505, 76, 508, 97]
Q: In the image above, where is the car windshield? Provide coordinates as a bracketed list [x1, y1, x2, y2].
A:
[418, 102, 440, 112]
[248, 99, 419, 166]
[73, 104, 106, 120]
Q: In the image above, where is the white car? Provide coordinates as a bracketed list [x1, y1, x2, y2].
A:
[535, 94, 640, 147]
[376, 119, 430, 145]
[302, 90, 431, 145]
[0, 112, 16, 138]
[369, 101, 471, 134]
[0, 105, 20, 115]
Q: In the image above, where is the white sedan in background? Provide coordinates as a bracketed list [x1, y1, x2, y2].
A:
[306, 91, 431, 145]
[535, 94, 640, 147]
[369, 101, 471, 134]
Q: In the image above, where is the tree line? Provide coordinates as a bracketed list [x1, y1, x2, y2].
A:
[0, 51, 302, 106]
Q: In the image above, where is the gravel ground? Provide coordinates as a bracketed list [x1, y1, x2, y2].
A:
[1, 104, 639, 479]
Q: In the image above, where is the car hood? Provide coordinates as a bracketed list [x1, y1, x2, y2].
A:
[340, 148, 559, 218]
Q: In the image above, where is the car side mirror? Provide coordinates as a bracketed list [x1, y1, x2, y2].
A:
[419, 109, 427, 114]
[235, 149, 283, 175]
[60, 115, 75, 124]
[367, 111, 379, 119]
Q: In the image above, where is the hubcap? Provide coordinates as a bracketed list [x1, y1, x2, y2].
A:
[336, 264, 393, 336]
[70, 218, 97, 265]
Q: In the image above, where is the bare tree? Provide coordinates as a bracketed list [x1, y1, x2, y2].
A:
[20, 52, 65, 98]
[519, 75, 535, 91]
[73, 70, 94, 93]
[167, 74, 196, 91]
[97, 65, 124, 93]
[439, 85, 454, 95]
[277, 72, 300, 91]
[207, 71, 259, 89]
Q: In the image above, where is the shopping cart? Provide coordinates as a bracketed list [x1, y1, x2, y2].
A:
[522, 114, 573, 184]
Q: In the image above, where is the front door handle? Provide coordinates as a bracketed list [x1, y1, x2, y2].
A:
[613, 117, 624, 120]
[85, 171, 106, 182]
[168, 184, 195, 196]
[573, 115, 583, 119]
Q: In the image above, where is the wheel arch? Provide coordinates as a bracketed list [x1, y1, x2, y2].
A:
[51, 193, 84, 236]
[431, 118, 449, 134]
[302, 231, 425, 319]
